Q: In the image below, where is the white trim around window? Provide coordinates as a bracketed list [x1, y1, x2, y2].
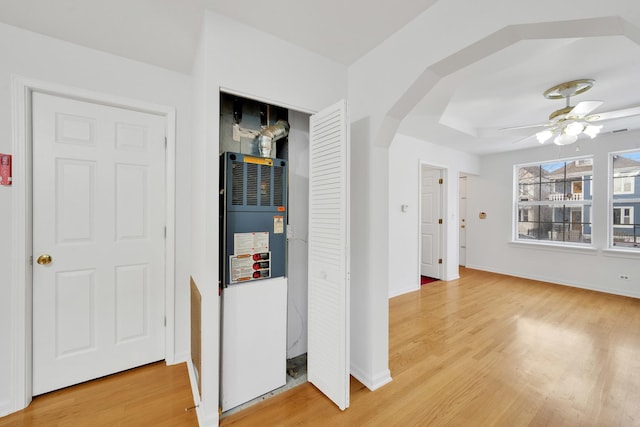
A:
[514, 157, 594, 247]
[609, 149, 640, 250]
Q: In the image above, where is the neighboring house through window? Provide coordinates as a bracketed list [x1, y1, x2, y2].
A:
[515, 157, 593, 245]
[611, 150, 640, 249]
[613, 206, 634, 226]
[515, 152, 640, 250]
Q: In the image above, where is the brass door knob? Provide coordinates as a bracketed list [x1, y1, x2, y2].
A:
[37, 254, 52, 265]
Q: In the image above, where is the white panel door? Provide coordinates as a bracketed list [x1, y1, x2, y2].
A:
[308, 100, 350, 410]
[32, 92, 166, 395]
[421, 167, 442, 278]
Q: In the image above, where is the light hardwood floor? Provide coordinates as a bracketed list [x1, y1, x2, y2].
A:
[3, 268, 639, 426]
[221, 268, 640, 426]
[0, 361, 197, 427]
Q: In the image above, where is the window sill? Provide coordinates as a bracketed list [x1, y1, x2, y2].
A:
[602, 248, 640, 259]
[509, 240, 597, 255]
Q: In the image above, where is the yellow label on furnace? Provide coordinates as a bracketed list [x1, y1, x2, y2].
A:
[244, 156, 273, 166]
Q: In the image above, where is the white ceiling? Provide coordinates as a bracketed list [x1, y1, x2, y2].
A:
[205, 0, 438, 65]
[0, 0, 205, 74]
[1, 0, 639, 155]
[400, 35, 640, 154]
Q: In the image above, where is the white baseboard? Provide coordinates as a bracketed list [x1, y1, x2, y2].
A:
[170, 351, 190, 365]
[195, 406, 219, 427]
[0, 399, 13, 418]
[388, 284, 419, 299]
[350, 364, 392, 391]
[464, 264, 640, 300]
[186, 359, 220, 427]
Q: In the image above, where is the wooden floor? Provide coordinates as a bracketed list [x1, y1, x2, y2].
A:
[3, 268, 640, 426]
[221, 268, 640, 426]
[0, 361, 197, 427]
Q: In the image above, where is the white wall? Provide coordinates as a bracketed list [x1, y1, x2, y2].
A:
[388, 133, 481, 297]
[286, 110, 310, 358]
[346, 3, 640, 392]
[189, 11, 347, 425]
[0, 22, 192, 416]
[466, 130, 640, 297]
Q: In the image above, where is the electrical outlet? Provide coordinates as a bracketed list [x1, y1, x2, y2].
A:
[619, 274, 630, 280]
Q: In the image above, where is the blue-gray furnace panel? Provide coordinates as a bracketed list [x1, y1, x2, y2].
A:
[220, 152, 287, 286]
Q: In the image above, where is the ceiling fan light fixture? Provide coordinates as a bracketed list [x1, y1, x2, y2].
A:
[536, 130, 553, 143]
[565, 121, 585, 136]
[543, 79, 595, 99]
[506, 79, 639, 147]
[583, 124, 603, 138]
[554, 132, 578, 146]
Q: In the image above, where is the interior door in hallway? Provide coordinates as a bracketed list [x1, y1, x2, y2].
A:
[459, 175, 467, 267]
[421, 166, 442, 279]
[32, 92, 166, 395]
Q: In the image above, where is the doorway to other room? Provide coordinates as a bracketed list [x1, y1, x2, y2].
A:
[420, 165, 443, 283]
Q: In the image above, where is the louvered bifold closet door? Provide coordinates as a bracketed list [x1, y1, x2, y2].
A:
[307, 99, 350, 410]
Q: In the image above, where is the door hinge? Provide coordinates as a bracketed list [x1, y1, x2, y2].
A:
[164, 226, 167, 238]
[438, 218, 443, 224]
[165, 137, 167, 148]
[164, 316, 167, 327]
[438, 258, 443, 264]
[438, 178, 443, 184]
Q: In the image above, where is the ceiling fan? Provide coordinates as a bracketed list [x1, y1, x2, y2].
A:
[504, 79, 640, 145]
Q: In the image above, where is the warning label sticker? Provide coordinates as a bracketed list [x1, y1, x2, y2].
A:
[234, 232, 269, 255]
[273, 216, 284, 234]
[230, 255, 253, 282]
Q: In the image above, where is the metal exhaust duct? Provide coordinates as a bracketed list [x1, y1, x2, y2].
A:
[258, 120, 290, 157]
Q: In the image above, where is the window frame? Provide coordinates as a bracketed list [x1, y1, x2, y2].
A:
[514, 156, 594, 247]
[609, 149, 640, 250]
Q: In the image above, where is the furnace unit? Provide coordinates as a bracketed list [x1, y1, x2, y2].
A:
[220, 151, 288, 287]
[219, 151, 289, 411]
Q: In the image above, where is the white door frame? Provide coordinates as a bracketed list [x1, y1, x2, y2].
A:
[10, 76, 177, 412]
[459, 175, 468, 267]
[418, 162, 447, 282]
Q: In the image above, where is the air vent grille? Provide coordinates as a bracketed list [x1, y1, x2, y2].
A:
[274, 166, 284, 206]
[246, 163, 258, 206]
[231, 162, 244, 205]
[260, 165, 271, 206]
[228, 155, 286, 208]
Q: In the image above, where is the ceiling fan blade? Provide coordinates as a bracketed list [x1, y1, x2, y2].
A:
[568, 100, 603, 118]
[499, 122, 550, 131]
[586, 106, 640, 122]
[511, 133, 537, 144]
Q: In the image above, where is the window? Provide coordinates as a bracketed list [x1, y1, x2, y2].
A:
[613, 176, 634, 194]
[611, 150, 640, 249]
[515, 158, 593, 245]
[613, 206, 634, 226]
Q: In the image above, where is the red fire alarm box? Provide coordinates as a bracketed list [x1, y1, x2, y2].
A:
[0, 154, 12, 186]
